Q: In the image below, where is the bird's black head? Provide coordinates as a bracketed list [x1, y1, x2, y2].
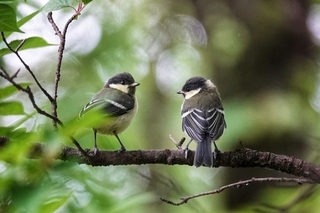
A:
[106, 72, 135, 86]
[177, 76, 217, 99]
[180, 76, 207, 93]
[105, 72, 140, 94]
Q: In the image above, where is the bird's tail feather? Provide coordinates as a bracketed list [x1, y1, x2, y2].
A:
[194, 137, 213, 167]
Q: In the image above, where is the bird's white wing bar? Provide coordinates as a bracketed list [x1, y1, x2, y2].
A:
[79, 99, 106, 118]
[182, 109, 193, 118]
[80, 97, 131, 118]
[216, 108, 225, 115]
[105, 99, 127, 110]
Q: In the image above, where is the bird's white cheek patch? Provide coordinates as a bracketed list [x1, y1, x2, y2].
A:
[109, 84, 129, 93]
[184, 88, 201, 99]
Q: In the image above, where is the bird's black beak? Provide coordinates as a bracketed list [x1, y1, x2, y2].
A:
[177, 90, 184, 95]
[130, 82, 140, 87]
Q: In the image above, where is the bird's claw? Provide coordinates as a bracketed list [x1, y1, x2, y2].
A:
[92, 147, 99, 156]
[213, 148, 222, 159]
[182, 147, 189, 159]
[118, 147, 126, 153]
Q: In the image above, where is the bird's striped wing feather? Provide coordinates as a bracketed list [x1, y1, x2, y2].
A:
[206, 108, 226, 140]
[182, 108, 226, 141]
[182, 109, 207, 142]
[79, 95, 134, 118]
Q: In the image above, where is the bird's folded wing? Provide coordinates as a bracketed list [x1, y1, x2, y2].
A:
[79, 95, 134, 118]
[182, 108, 226, 141]
[206, 107, 226, 140]
[182, 108, 207, 142]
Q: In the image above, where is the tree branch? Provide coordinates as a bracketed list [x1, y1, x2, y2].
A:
[0, 67, 62, 125]
[2, 137, 319, 205]
[160, 177, 315, 206]
[0, 32, 54, 103]
[47, 3, 85, 129]
[25, 144, 320, 183]
[0, 67, 87, 155]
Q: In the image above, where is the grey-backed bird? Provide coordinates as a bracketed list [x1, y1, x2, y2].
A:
[79, 72, 139, 154]
[177, 76, 226, 167]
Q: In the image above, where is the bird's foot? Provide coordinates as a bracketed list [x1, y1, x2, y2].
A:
[182, 147, 189, 159]
[213, 148, 222, 159]
[117, 146, 126, 153]
[92, 147, 100, 156]
[88, 147, 100, 156]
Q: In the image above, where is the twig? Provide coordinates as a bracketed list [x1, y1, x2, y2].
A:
[169, 135, 185, 149]
[0, 67, 61, 124]
[15, 39, 26, 52]
[70, 136, 89, 157]
[47, 2, 85, 129]
[0, 32, 54, 104]
[11, 68, 21, 80]
[238, 139, 246, 149]
[45, 4, 87, 154]
[160, 177, 315, 206]
[46, 13, 62, 38]
[1, 67, 87, 157]
[1, 4, 88, 156]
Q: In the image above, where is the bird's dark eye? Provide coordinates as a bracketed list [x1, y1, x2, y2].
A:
[120, 80, 125, 85]
[185, 86, 190, 92]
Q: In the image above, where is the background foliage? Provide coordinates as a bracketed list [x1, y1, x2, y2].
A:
[1, 0, 320, 212]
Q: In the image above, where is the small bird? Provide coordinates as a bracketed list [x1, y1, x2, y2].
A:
[79, 72, 139, 154]
[177, 76, 226, 167]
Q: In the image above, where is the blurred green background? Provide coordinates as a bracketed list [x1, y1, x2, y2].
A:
[1, 0, 320, 212]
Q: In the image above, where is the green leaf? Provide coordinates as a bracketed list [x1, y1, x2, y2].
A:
[42, 0, 75, 12]
[9, 111, 37, 130]
[0, 0, 13, 3]
[0, 37, 54, 57]
[2, 10, 41, 39]
[0, 83, 31, 100]
[0, 101, 25, 115]
[1, 10, 40, 48]
[0, 126, 13, 135]
[40, 193, 71, 212]
[82, 0, 93, 4]
[0, 3, 23, 32]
